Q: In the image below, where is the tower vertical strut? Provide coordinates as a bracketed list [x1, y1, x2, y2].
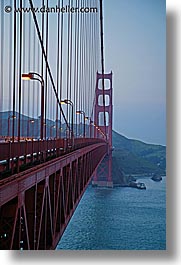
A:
[92, 1, 113, 187]
[93, 72, 113, 188]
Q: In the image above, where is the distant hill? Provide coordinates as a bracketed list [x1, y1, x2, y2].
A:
[0, 111, 30, 121]
[0, 111, 166, 178]
[112, 131, 166, 178]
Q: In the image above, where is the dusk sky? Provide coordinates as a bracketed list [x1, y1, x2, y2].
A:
[103, 0, 166, 145]
[1, 0, 166, 145]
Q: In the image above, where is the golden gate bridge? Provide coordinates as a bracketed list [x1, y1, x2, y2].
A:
[0, 0, 113, 249]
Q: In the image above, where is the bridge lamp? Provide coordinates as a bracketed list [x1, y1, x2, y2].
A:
[22, 72, 44, 140]
[50, 125, 56, 138]
[7, 115, 16, 138]
[22, 73, 34, 80]
[85, 117, 92, 138]
[60, 99, 74, 141]
[27, 119, 35, 139]
[60, 100, 66, 105]
[76, 110, 86, 138]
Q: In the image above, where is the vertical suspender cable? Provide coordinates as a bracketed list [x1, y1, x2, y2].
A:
[87, 0, 91, 119]
[22, 0, 25, 133]
[45, 0, 49, 139]
[74, 0, 79, 137]
[41, 0, 44, 138]
[56, 0, 60, 138]
[80, 0, 85, 128]
[32, 20, 36, 119]
[82, 0, 85, 131]
[41, 0, 45, 96]
[66, 0, 71, 137]
[0, 0, 4, 136]
[36, 23, 41, 131]
[75, 0, 80, 137]
[91, 0, 99, 122]
[9, 0, 13, 120]
[27, 10, 31, 136]
[99, 0, 107, 139]
[59, 0, 64, 137]
[23, 1, 26, 136]
[90, 0, 95, 118]
[18, 0, 22, 141]
[29, 0, 70, 130]
[12, 0, 17, 142]
[78, 0, 83, 136]
[69, 0, 73, 106]
[18, 0, 23, 141]
[82, 0, 85, 119]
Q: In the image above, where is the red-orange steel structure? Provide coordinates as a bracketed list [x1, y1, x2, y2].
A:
[0, 0, 113, 250]
[93, 72, 113, 187]
[0, 139, 107, 249]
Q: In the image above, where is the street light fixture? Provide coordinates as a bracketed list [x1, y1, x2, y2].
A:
[60, 99, 74, 141]
[50, 125, 56, 138]
[84, 116, 92, 138]
[76, 110, 86, 138]
[90, 119, 94, 138]
[7, 115, 16, 138]
[21, 73, 34, 80]
[27, 119, 35, 138]
[92, 122, 106, 139]
[22, 72, 44, 140]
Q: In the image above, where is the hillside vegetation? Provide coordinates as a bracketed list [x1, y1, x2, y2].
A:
[112, 131, 166, 176]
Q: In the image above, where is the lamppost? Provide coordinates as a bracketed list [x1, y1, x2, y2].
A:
[90, 119, 94, 138]
[93, 123, 106, 139]
[27, 119, 35, 139]
[76, 110, 86, 138]
[22, 72, 44, 140]
[59, 127, 63, 138]
[60, 99, 74, 141]
[85, 116, 92, 138]
[50, 125, 56, 139]
[7, 115, 16, 139]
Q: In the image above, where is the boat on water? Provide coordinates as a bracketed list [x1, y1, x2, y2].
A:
[129, 181, 146, 190]
[151, 174, 162, 182]
[136, 182, 146, 190]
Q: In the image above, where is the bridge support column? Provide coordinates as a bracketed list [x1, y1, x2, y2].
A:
[92, 72, 113, 188]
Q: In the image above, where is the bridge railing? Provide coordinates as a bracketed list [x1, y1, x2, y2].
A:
[0, 138, 106, 161]
[0, 138, 107, 177]
[0, 138, 105, 161]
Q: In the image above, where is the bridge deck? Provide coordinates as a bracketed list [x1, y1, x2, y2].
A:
[0, 140, 107, 250]
[0, 138, 106, 179]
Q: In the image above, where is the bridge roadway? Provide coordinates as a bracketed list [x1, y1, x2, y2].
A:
[0, 138, 107, 249]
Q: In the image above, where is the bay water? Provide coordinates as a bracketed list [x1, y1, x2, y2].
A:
[56, 177, 166, 250]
